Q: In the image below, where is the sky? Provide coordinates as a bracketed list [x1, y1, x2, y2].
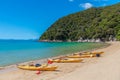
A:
[0, 0, 119, 40]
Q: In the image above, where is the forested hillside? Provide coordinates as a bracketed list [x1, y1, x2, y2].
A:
[40, 3, 120, 42]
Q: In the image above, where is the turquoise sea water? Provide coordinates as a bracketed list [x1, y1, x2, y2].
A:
[0, 40, 106, 66]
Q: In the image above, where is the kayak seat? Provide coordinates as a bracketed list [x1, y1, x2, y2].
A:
[35, 64, 41, 67]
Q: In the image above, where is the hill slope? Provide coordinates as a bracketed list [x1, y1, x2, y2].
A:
[40, 3, 120, 42]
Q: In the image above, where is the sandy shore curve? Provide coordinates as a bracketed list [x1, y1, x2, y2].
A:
[0, 42, 119, 80]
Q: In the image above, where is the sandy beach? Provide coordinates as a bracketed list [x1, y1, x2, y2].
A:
[0, 42, 120, 80]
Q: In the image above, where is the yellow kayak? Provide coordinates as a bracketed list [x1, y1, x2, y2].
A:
[84, 51, 104, 55]
[49, 58, 83, 63]
[73, 51, 104, 55]
[67, 54, 97, 58]
[17, 65, 57, 71]
[93, 51, 104, 54]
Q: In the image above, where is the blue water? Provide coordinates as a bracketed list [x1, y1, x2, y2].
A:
[0, 40, 106, 66]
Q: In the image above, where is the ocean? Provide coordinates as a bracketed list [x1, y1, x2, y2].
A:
[0, 40, 106, 66]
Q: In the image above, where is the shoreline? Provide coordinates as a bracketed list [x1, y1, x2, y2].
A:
[0, 42, 110, 68]
[0, 42, 110, 76]
[0, 42, 107, 67]
[39, 40, 103, 42]
[0, 42, 120, 80]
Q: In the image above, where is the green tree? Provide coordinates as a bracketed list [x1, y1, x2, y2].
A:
[116, 30, 120, 41]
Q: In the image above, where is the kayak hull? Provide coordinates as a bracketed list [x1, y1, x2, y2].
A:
[67, 54, 95, 58]
[69, 51, 103, 58]
[50, 59, 83, 63]
[17, 65, 57, 71]
[83, 51, 104, 55]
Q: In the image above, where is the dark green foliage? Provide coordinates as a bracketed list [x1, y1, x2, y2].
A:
[116, 30, 120, 40]
[40, 3, 120, 41]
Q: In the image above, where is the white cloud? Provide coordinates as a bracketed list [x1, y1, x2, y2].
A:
[68, 0, 74, 2]
[80, 3, 93, 9]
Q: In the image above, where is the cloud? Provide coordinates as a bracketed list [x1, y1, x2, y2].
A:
[68, 0, 74, 2]
[80, 3, 93, 9]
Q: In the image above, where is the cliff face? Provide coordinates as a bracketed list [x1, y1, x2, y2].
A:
[40, 3, 120, 42]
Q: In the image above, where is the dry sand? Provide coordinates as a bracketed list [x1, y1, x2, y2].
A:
[0, 42, 120, 80]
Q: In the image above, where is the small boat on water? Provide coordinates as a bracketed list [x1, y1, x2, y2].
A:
[48, 58, 83, 63]
[17, 65, 57, 71]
